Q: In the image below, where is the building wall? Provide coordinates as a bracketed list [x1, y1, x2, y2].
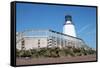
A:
[17, 37, 48, 50]
[16, 30, 88, 50]
[16, 41, 22, 50]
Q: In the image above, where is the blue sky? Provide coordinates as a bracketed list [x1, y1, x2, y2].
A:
[16, 3, 97, 48]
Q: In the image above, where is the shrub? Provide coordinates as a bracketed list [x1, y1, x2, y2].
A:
[16, 47, 96, 58]
[16, 49, 20, 57]
[44, 47, 60, 58]
[21, 50, 32, 57]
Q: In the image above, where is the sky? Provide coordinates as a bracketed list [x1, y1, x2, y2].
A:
[16, 3, 97, 48]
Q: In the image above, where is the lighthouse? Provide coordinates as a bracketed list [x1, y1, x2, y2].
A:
[63, 15, 76, 37]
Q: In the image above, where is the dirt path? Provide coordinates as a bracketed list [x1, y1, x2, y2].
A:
[16, 55, 96, 65]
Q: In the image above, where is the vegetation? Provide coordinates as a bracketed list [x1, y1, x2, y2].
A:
[16, 47, 96, 58]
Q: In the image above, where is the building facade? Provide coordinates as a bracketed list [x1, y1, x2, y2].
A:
[16, 29, 88, 50]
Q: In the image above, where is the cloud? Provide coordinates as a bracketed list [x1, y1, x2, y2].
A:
[85, 29, 96, 35]
[78, 24, 91, 34]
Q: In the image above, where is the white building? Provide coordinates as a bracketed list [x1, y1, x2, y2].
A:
[16, 29, 88, 50]
[16, 15, 88, 50]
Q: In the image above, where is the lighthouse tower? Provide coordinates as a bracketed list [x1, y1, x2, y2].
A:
[63, 15, 76, 37]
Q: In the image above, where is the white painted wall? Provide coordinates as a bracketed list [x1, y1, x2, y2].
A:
[63, 24, 76, 37]
[17, 37, 48, 50]
[24, 37, 48, 49]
